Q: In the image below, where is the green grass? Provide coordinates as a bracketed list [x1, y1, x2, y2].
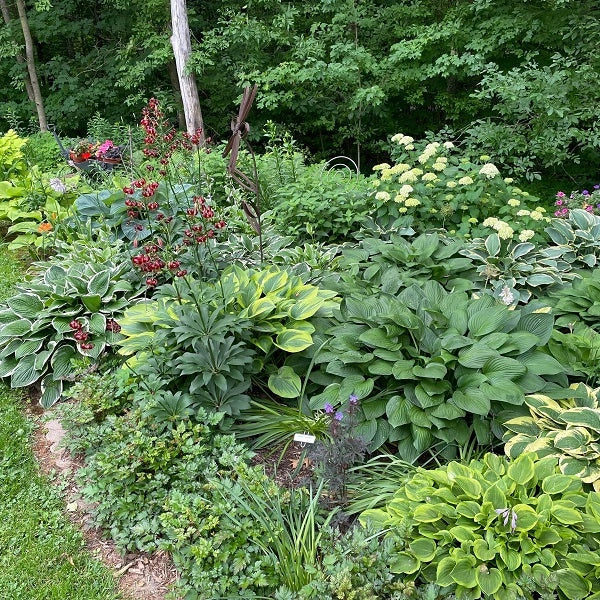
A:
[0, 245, 121, 600]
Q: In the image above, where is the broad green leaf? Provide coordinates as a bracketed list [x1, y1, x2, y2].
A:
[40, 374, 63, 408]
[561, 407, 600, 433]
[390, 552, 419, 574]
[359, 328, 401, 350]
[557, 570, 591, 599]
[274, 329, 313, 352]
[451, 389, 490, 416]
[450, 559, 477, 587]
[386, 396, 411, 427]
[81, 294, 102, 312]
[543, 474, 578, 495]
[477, 567, 502, 596]
[10, 354, 41, 387]
[507, 453, 535, 485]
[516, 312, 554, 345]
[409, 538, 436, 562]
[413, 363, 447, 379]
[14, 338, 44, 359]
[0, 319, 32, 337]
[268, 366, 301, 399]
[468, 305, 508, 337]
[88, 270, 111, 296]
[7, 294, 43, 319]
[485, 233, 500, 257]
[245, 297, 276, 318]
[89, 313, 107, 336]
[289, 296, 325, 320]
[50, 344, 77, 379]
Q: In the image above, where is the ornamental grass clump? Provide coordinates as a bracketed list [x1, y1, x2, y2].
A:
[361, 452, 600, 600]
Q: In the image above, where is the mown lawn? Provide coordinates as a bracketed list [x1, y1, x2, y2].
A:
[0, 246, 120, 600]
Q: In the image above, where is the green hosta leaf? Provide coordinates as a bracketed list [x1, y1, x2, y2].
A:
[557, 570, 592, 599]
[44, 265, 66, 286]
[88, 270, 111, 297]
[353, 418, 377, 443]
[289, 296, 325, 320]
[268, 366, 301, 399]
[40, 374, 63, 408]
[89, 313, 107, 336]
[516, 312, 554, 345]
[518, 350, 564, 376]
[409, 538, 436, 562]
[551, 504, 583, 525]
[413, 504, 442, 523]
[412, 363, 447, 379]
[468, 305, 508, 337]
[513, 504, 538, 530]
[561, 407, 600, 433]
[0, 319, 32, 337]
[358, 328, 401, 351]
[482, 356, 526, 380]
[451, 389, 490, 416]
[392, 360, 415, 379]
[52, 316, 77, 334]
[473, 539, 496, 561]
[458, 344, 498, 368]
[274, 329, 313, 352]
[542, 474, 574, 495]
[390, 552, 419, 575]
[244, 297, 276, 319]
[10, 354, 42, 388]
[450, 559, 477, 588]
[14, 338, 44, 359]
[485, 233, 501, 257]
[500, 547, 521, 571]
[453, 476, 482, 499]
[81, 294, 102, 312]
[7, 294, 44, 319]
[50, 344, 77, 379]
[477, 567, 502, 596]
[0, 356, 19, 378]
[507, 453, 535, 485]
[436, 557, 456, 587]
[386, 396, 411, 427]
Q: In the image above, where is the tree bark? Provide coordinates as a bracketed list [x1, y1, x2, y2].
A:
[14, 0, 47, 131]
[0, 0, 34, 103]
[167, 59, 187, 130]
[170, 0, 204, 139]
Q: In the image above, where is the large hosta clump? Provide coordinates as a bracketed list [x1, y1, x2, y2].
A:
[309, 282, 567, 460]
[361, 453, 600, 600]
[0, 246, 140, 406]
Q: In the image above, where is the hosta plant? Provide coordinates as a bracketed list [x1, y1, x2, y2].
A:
[361, 452, 600, 600]
[503, 384, 600, 490]
[0, 248, 140, 406]
[308, 282, 567, 461]
[460, 232, 575, 305]
[548, 268, 600, 331]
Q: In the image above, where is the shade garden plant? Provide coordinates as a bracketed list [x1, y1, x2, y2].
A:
[4, 115, 600, 600]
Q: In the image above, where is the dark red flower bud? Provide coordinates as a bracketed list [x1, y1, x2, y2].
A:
[146, 277, 158, 287]
[69, 320, 82, 330]
[176, 270, 188, 277]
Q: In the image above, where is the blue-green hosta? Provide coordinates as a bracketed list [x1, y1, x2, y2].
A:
[0, 253, 140, 407]
[361, 452, 600, 600]
[308, 281, 566, 460]
[504, 384, 600, 490]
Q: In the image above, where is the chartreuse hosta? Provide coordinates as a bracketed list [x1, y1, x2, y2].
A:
[0, 257, 137, 407]
[361, 453, 600, 600]
[504, 384, 600, 490]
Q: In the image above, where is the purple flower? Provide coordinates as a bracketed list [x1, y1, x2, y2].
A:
[349, 394, 358, 405]
[556, 199, 563, 205]
[595, 184, 600, 190]
[324, 403, 334, 414]
[334, 411, 344, 421]
[583, 190, 590, 196]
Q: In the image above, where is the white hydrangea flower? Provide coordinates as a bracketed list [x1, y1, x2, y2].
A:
[405, 198, 421, 207]
[398, 184, 414, 197]
[482, 217, 500, 227]
[446, 181, 457, 188]
[405, 143, 415, 150]
[422, 172, 438, 182]
[507, 198, 520, 207]
[497, 226, 514, 240]
[398, 206, 408, 213]
[518, 230, 535, 242]
[516, 209, 530, 217]
[373, 163, 390, 171]
[399, 171, 418, 184]
[401, 136, 414, 145]
[529, 210, 543, 221]
[443, 141, 455, 149]
[375, 191, 391, 201]
[479, 163, 500, 179]
[458, 176, 474, 185]
[391, 133, 403, 143]
[394, 194, 405, 204]
[389, 163, 411, 175]
[433, 162, 446, 172]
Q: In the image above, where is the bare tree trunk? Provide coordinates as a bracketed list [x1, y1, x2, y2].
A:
[167, 59, 187, 130]
[170, 0, 204, 139]
[15, 0, 47, 131]
[0, 0, 34, 103]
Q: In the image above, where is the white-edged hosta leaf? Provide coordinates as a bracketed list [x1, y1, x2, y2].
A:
[40, 374, 63, 408]
[0, 319, 32, 337]
[7, 294, 44, 319]
[0, 356, 19, 378]
[89, 313, 107, 336]
[10, 354, 42, 387]
[14, 338, 44, 359]
[50, 344, 77, 379]
[88, 270, 111, 297]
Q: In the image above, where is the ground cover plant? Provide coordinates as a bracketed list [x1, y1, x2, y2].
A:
[6, 92, 600, 600]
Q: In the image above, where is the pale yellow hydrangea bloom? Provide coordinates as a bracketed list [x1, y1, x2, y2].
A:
[398, 184, 414, 197]
[398, 207, 408, 213]
[480, 155, 491, 162]
[504, 178, 514, 184]
[497, 226, 514, 240]
[443, 141, 455, 149]
[373, 163, 390, 171]
[405, 144, 415, 150]
[394, 194, 406, 204]
[516, 209, 530, 217]
[530, 210, 543, 221]
[372, 180, 381, 188]
[375, 191, 391, 202]
[422, 172, 438, 182]
[482, 217, 500, 227]
[458, 176, 474, 185]
[399, 171, 418, 184]
[405, 198, 421, 207]
[535, 207, 546, 213]
[430, 208, 438, 214]
[508, 198, 520, 207]
[519, 230, 535, 242]
[391, 133, 403, 143]
[446, 181, 457, 188]
[468, 218, 478, 224]
[380, 169, 394, 181]
[412, 168, 424, 176]
[433, 162, 446, 172]
[389, 163, 411, 175]
[479, 163, 500, 179]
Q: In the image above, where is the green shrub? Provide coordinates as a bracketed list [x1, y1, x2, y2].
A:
[22, 132, 63, 171]
[548, 268, 600, 331]
[361, 452, 600, 600]
[504, 384, 600, 490]
[267, 164, 372, 242]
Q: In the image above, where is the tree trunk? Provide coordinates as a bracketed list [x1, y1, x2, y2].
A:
[15, 0, 47, 131]
[170, 0, 204, 139]
[0, 0, 34, 103]
[167, 59, 187, 130]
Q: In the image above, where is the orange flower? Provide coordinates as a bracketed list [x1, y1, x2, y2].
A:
[38, 222, 53, 233]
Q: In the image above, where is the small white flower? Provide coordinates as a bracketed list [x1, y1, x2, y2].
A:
[499, 287, 515, 306]
[373, 163, 390, 171]
[49, 178, 67, 193]
[375, 191, 391, 202]
[422, 172, 438, 182]
[530, 210, 543, 221]
[443, 141, 455, 149]
[405, 198, 421, 207]
[458, 176, 474, 185]
[519, 229, 535, 242]
[508, 198, 520, 207]
[497, 225, 514, 240]
[516, 209, 530, 217]
[398, 184, 414, 197]
[482, 217, 499, 227]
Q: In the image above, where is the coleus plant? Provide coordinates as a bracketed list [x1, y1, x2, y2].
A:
[361, 452, 600, 600]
